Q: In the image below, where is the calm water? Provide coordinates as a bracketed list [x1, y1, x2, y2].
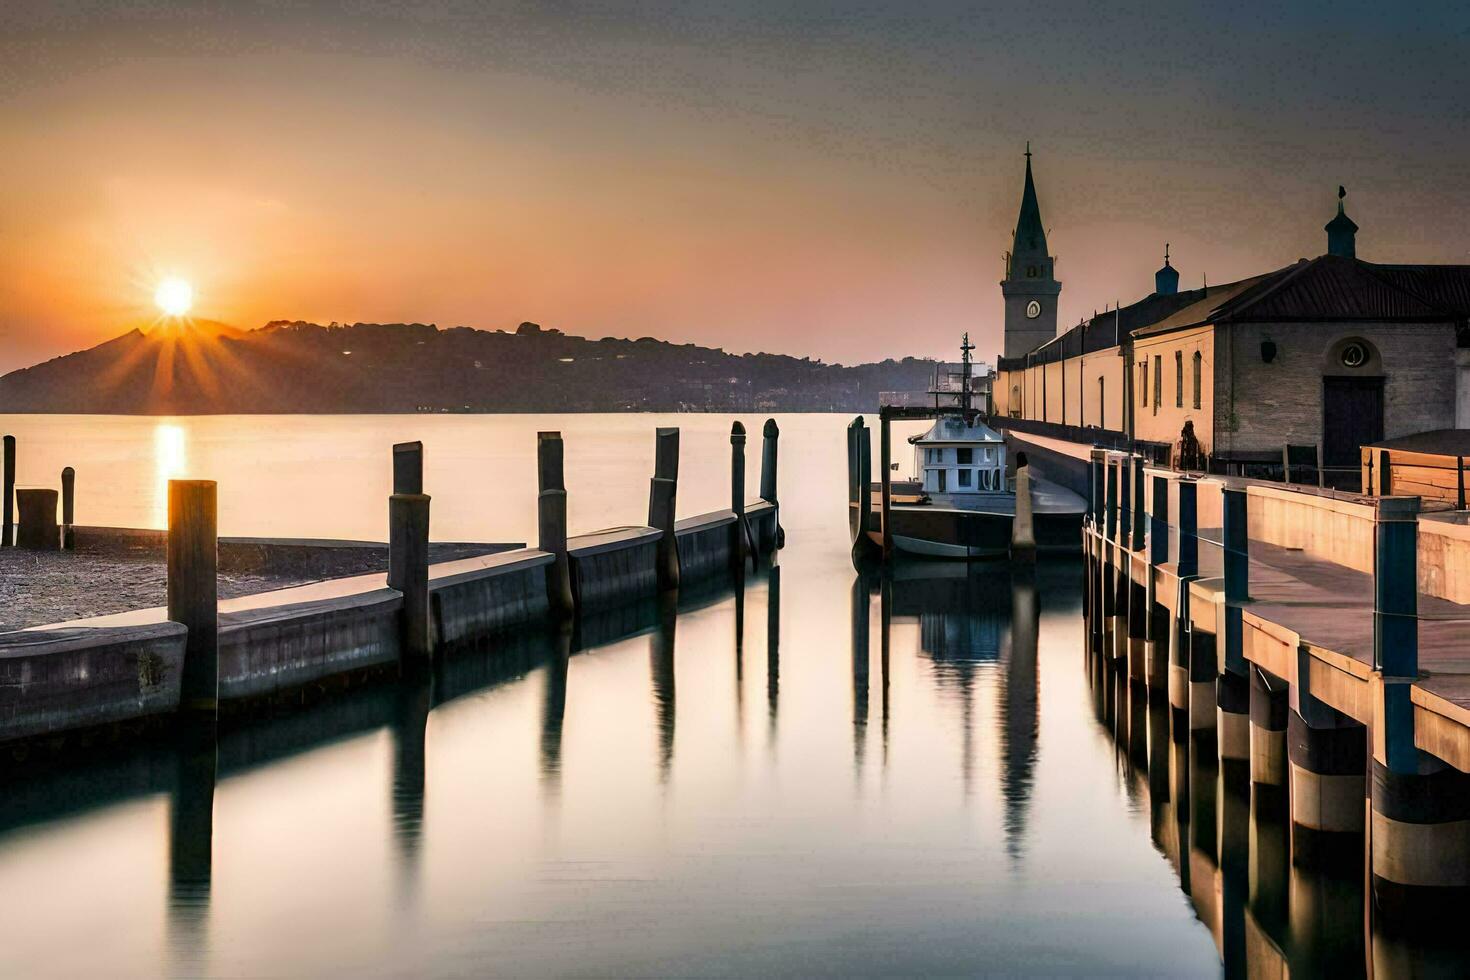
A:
[0, 412, 1424, 977]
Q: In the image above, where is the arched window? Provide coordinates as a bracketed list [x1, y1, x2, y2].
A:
[1192, 351, 1202, 409]
[1097, 376, 1105, 429]
[1140, 360, 1148, 407]
[1174, 351, 1183, 408]
[1010, 385, 1020, 418]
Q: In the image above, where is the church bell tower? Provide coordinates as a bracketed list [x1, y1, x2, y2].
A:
[1001, 145, 1062, 358]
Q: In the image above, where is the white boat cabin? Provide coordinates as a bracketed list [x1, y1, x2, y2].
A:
[911, 416, 1007, 493]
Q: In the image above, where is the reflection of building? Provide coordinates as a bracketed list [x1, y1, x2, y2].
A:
[993, 167, 1470, 483]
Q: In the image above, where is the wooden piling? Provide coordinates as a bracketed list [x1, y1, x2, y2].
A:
[648, 427, 680, 592]
[879, 416, 892, 561]
[1130, 457, 1146, 551]
[168, 480, 219, 715]
[15, 489, 59, 550]
[730, 422, 753, 570]
[61, 467, 75, 550]
[1222, 486, 1249, 675]
[538, 432, 575, 618]
[760, 419, 784, 548]
[1011, 456, 1036, 562]
[388, 492, 432, 666]
[2, 434, 13, 548]
[1176, 478, 1199, 578]
[393, 441, 424, 495]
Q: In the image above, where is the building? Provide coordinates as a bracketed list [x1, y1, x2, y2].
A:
[993, 182, 1470, 486]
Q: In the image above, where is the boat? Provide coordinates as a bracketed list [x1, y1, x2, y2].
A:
[847, 335, 1086, 566]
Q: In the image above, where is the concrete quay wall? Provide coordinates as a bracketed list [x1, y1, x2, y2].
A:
[0, 623, 186, 744]
[0, 510, 775, 745]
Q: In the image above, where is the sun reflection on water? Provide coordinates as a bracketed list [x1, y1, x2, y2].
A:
[153, 423, 188, 527]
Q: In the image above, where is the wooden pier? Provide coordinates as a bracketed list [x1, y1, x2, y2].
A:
[0, 422, 784, 752]
[1082, 448, 1470, 912]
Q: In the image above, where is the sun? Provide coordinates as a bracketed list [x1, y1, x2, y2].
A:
[154, 277, 194, 317]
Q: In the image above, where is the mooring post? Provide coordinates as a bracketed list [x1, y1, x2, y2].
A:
[1088, 449, 1106, 525]
[1374, 495, 1421, 775]
[168, 480, 218, 716]
[393, 441, 424, 495]
[1149, 474, 1169, 567]
[1012, 454, 1036, 562]
[1222, 485, 1249, 676]
[538, 431, 575, 619]
[1118, 453, 1132, 546]
[1176, 478, 1199, 579]
[648, 426, 680, 592]
[60, 467, 75, 550]
[388, 491, 432, 666]
[879, 415, 893, 561]
[1104, 454, 1119, 543]
[1362, 494, 1470, 904]
[1, 434, 13, 548]
[1145, 473, 1170, 690]
[1130, 457, 1146, 552]
[760, 419, 784, 549]
[730, 421, 754, 570]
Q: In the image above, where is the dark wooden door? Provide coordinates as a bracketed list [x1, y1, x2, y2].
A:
[1322, 376, 1384, 483]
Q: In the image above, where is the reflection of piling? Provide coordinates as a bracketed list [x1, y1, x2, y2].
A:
[650, 592, 677, 781]
[648, 427, 680, 592]
[167, 729, 217, 975]
[1, 434, 13, 548]
[538, 432, 574, 619]
[760, 419, 784, 549]
[766, 566, 780, 731]
[541, 627, 571, 789]
[850, 576, 870, 774]
[391, 677, 431, 895]
[60, 467, 75, 550]
[1002, 573, 1040, 861]
[389, 492, 432, 668]
[169, 480, 219, 715]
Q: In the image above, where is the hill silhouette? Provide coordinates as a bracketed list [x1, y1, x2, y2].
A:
[0, 319, 937, 414]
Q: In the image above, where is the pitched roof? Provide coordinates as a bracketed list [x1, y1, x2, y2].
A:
[1216, 254, 1448, 321]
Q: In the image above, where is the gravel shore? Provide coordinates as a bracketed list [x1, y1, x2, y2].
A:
[0, 541, 504, 633]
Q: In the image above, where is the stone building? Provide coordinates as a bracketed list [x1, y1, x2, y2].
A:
[994, 186, 1470, 481]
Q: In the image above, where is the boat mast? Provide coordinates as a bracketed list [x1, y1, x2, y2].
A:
[960, 332, 975, 412]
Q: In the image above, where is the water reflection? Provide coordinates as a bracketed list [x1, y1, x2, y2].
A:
[854, 564, 1041, 851]
[1083, 615, 1470, 977]
[650, 592, 678, 783]
[12, 543, 1470, 976]
[390, 678, 430, 902]
[167, 726, 217, 977]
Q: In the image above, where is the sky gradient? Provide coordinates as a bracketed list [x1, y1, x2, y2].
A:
[3, 1, 1468, 373]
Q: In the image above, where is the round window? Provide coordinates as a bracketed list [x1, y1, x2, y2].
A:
[1341, 341, 1369, 368]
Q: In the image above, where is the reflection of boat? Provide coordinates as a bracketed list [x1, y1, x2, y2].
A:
[847, 336, 1086, 566]
[853, 562, 1040, 852]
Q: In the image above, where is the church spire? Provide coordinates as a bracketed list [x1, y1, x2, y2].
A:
[1012, 143, 1049, 261]
[999, 144, 1061, 359]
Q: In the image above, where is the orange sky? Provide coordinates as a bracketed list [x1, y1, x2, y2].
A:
[3, 3, 1469, 374]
